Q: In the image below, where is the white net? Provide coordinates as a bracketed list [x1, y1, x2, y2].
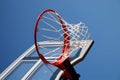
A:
[67, 22, 90, 40]
[64, 21, 90, 48]
[36, 11, 90, 58]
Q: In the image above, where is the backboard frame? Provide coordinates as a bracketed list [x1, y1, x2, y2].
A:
[0, 40, 93, 80]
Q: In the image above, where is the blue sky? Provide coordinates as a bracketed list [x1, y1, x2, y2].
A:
[0, 0, 120, 80]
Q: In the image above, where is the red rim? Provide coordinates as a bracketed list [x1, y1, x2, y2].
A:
[34, 9, 70, 66]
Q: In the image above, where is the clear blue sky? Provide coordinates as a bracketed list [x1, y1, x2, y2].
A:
[1, 0, 120, 80]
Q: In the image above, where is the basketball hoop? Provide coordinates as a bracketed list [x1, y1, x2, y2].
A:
[34, 9, 91, 80]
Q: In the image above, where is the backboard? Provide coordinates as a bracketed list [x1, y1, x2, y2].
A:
[0, 40, 93, 80]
